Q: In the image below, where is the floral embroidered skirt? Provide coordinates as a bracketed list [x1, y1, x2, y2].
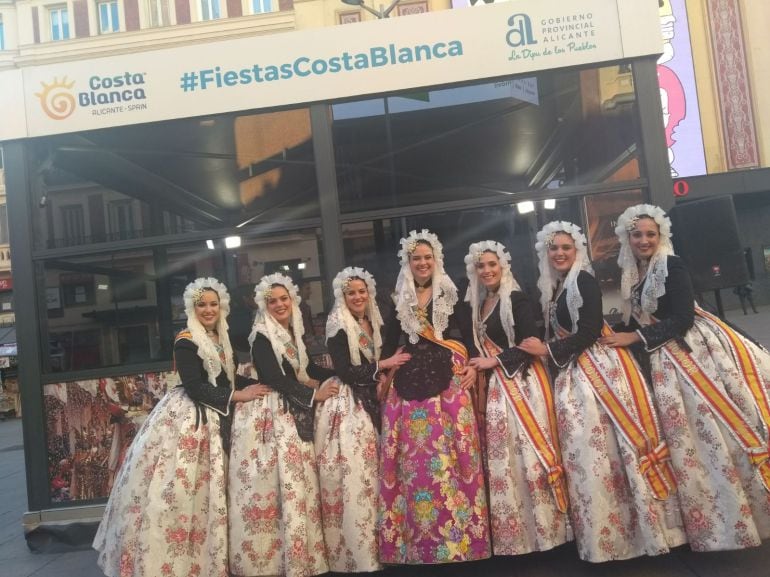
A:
[228, 391, 327, 577]
[555, 345, 686, 562]
[649, 316, 770, 551]
[314, 380, 381, 572]
[485, 370, 572, 555]
[378, 383, 491, 564]
[93, 387, 229, 577]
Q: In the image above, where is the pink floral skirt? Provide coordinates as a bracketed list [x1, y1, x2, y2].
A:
[378, 383, 491, 564]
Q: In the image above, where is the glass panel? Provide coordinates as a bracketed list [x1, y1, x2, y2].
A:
[30, 107, 320, 250]
[340, 199, 583, 322]
[332, 63, 641, 213]
[41, 228, 325, 373]
[583, 188, 645, 323]
[340, 192, 640, 322]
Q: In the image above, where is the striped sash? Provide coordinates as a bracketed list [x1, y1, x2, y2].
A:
[559, 325, 677, 499]
[483, 337, 568, 513]
[696, 307, 770, 433]
[660, 311, 770, 492]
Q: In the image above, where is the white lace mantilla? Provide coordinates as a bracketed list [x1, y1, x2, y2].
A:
[464, 240, 521, 349]
[535, 221, 593, 334]
[615, 204, 674, 324]
[394, 229, 457, 343]
[249, 273, 309, 381]
[326, 266, 383, 366]
[182, 277, 235, 392]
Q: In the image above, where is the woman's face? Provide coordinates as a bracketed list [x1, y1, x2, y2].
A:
[410, 242, 435, 285]
[266, 285, 292, 326]
[194, 289, 220, 330]
[475, 251, 502, 291]
[629, 217, 660, 261]
[548, 232, 577, 274]
[343, 279, 369, 318]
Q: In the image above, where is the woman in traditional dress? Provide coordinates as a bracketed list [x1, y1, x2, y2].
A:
[94, 277, 268, 577]
[379, 229, 491, 565]
[464, 240, 571, 555]
[601, 204, 770, 551]
[319, 266, 411, 572]
[229, 273, 339, 577]
[518, 221, 686, 562]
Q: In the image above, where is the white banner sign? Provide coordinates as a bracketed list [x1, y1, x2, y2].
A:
[1, 0, 660, 141]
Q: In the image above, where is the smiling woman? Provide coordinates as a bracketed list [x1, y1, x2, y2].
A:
[228, 273, 339, 577]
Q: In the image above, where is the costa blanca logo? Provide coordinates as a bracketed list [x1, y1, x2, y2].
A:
[506, 13, 537, 48]
[35, 77, 77, 120]
[35, 72, 148, 120]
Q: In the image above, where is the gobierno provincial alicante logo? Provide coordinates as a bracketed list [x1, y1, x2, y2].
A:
[505, 11, 598, 62]
[35, 72, 149, 121]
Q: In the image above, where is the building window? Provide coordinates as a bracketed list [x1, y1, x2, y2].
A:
[108, 199, 135, 240]
[0, 15, 5, 50]
[146, 0, 169, 27]
[49, 6, 71, 41]
[397, 1, 428, 16]
[338, 11, 360, 24]
[60, 205, 85, 246]
[252, 0, 272, 13]
[97, 0, 120, 33]
[200, 0, 221, 20]
[0, 205, 8, 245]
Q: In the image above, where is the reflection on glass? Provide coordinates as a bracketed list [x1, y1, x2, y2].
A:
[332, 64, 640, 213]
[42, 229, 325, 373]
[31, 107, 319, 250]
[339, 193, 639, 323]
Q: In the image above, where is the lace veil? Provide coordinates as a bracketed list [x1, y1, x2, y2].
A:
[535, 221, 594, 334]
[325, 267, 384, 365]
[248, 273, 310, 382]
[182, 277, 236, 389]
[615, 204, 674, 324]
[464, 240, 521, 350]
[394, 229, 458, 343]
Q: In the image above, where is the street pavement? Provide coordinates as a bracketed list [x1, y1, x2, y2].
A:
[2, 305, 770, 576]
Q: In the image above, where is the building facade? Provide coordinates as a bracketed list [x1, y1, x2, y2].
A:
[0, 0, 766, 529]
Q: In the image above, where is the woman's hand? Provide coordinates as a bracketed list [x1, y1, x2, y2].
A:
[305, 378, 321, 389]
[459, 365, 477, 390]
[517, 337, 548, 357]
[314, 379, 340, 402]
[599, 332, 640, 348]
[233, 383, 271, 403]
[468, 356, 498, 371]
[378, 347, 411, 370]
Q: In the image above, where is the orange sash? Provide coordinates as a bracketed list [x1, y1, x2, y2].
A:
[565, 325, 676, 500]
[484, 337, 568, 513]
[662, 313, 770, 492]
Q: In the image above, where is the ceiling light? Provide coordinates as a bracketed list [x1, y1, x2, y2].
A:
[544, 199, 556, 210]
[224, 236, 241, 249]
[206, 240, 215, 250]
[517, 201, 535, 214]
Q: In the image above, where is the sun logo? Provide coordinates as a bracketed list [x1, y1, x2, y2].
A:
[35, 77, 77, 120]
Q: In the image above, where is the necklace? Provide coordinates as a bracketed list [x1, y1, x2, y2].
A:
[414, 278, 433, 289]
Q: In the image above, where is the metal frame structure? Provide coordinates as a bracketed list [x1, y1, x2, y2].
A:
[5, 55, 670, 515]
